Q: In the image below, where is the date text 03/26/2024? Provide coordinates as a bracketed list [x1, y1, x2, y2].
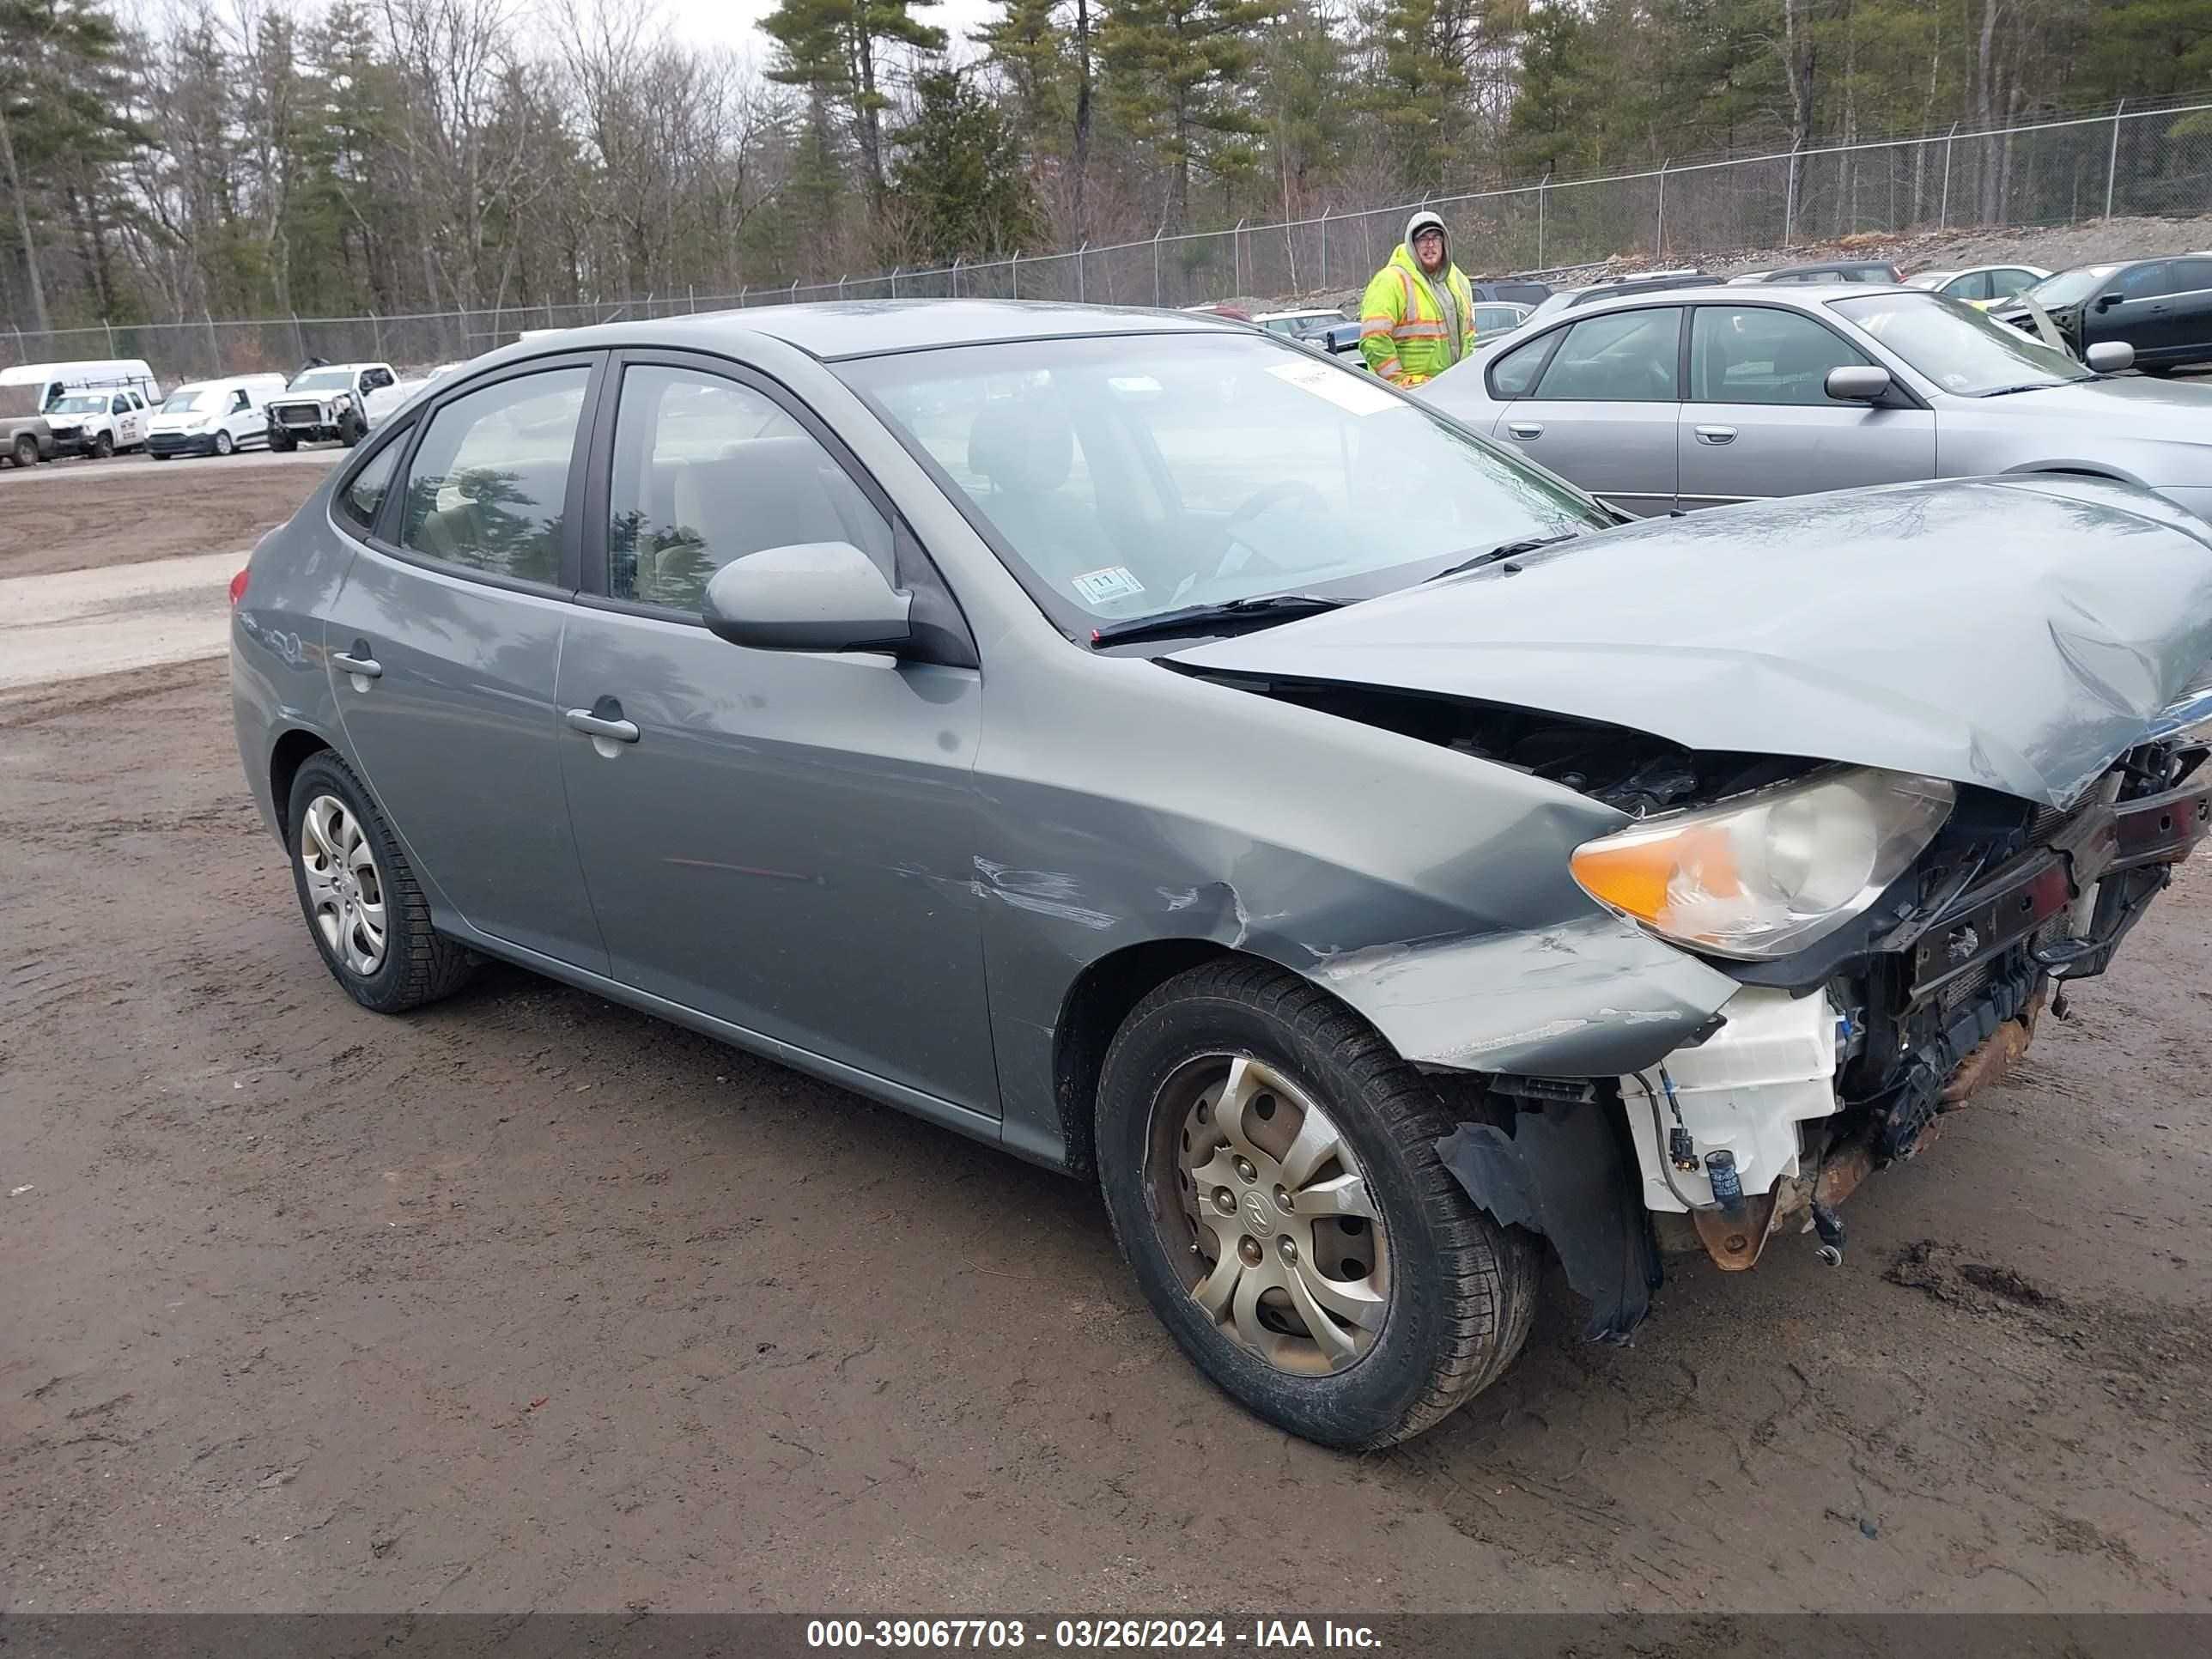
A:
[805, 1620, 1383, 1650]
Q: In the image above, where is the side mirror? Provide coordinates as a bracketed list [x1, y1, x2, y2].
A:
[2094, 292, 2124, 312]
[2085, 340, 2135, 373]
[702, 541, 912, 654]
[1825, 365, 1893, 403]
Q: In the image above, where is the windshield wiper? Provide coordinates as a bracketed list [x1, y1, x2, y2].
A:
[1423, 531, 1584, 583]
[1978, 381, 2063, 398]
[1089, 592, 1347, 648]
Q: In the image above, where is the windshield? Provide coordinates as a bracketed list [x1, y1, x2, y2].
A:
[161, 391, 211, 413]
[839, 332, 1607, 637]
[289, 368, 354, 391]
[2023, 264, 2118, 309]
[1829, 290, 2090, 396]
[49, 395, 106, 414]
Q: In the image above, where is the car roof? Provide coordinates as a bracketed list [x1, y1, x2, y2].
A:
[574, 299, 1224, 362]
[1526, 282, 1911, 324]
[1770, 259, 1898, 274]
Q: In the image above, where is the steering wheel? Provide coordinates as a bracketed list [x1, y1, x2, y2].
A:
[1211, 479, 1332, 580]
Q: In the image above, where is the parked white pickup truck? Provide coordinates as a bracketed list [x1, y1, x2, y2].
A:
[264, 362, 398, 450]
[42, 386, 153, 459]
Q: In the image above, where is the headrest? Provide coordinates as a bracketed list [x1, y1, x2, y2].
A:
[967, 398, 1073, 494]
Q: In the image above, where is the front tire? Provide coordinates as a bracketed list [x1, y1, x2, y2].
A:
[214, 429, 235, 456]
[91, 430, 114, 459]
[286, 752, 477, 1015]
[1097, 960, 1539, 1449]
[269, 429, 295, 453]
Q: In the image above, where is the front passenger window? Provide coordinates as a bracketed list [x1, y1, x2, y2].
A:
[398, 367, 589, 586]
[1535, 308, 1682, 401]
[1690, 307, 1869, 405]
[605, 365, 892, 612]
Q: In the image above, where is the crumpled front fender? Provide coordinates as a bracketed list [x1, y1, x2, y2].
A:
[1306, 911, 1739, 1079]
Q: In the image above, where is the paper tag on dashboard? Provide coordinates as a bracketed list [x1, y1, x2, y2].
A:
[1073, 566, 1146, 605]
[1267, 359, 1401, 416]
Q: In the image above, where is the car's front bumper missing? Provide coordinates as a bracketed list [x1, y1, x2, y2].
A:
[1440, 753, 2210, 1339]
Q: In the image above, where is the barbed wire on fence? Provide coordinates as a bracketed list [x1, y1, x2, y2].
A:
[8, 93, 2210, 385]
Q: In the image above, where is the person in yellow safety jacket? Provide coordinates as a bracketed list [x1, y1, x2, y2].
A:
[1359, 210, 1477, 388]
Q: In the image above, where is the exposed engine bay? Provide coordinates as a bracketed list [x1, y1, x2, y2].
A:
[1205, 673, 2212, 1340]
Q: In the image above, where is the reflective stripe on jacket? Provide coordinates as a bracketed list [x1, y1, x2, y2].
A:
[1358, 246, 1477, 386]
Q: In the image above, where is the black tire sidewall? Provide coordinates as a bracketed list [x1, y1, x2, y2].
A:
[92, 431, 113, 458]
[1098, 986, 1474, 1448]
[285, 757, 418, 1013]
[11, 436, 33, 468]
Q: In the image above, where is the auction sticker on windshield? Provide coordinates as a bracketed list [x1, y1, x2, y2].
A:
[1267, 359, 1401, 416]
[1073, 566, 1146, 605]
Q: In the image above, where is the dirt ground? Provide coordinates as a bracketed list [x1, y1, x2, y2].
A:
[1, 659, 2209, 1614]
[0, 451, 328, 578]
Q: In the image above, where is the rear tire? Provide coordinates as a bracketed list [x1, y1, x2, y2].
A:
[9, 434, 34, 469]
[1096, 959, 1539, 1449]
[286, 752, 477, 1015]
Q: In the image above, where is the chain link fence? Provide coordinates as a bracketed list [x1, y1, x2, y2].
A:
[8, 95, 2209, 386]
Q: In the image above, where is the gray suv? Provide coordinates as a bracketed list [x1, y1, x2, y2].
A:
[231, 302, 2212, 1448]
[1417, 283, 2212, 521]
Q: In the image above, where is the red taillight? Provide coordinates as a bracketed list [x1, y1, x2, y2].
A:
[228, 567, 250, 607]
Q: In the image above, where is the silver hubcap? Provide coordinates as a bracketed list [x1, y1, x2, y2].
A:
[1152, 1055, 1389, 1375]
[300, 794, 387, 976]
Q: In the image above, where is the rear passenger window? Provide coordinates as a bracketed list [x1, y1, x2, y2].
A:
[2171, 258, 2212, 295]
[1943, 271, 1991, 302]
[337, 435, 405, 532]
[605, 365, 892, 612]
[1489, 331, 1556, 398]
[1536, 308, 1683, 401]
[398, 368, 589, 586]
[1988, 269, 2037, 300]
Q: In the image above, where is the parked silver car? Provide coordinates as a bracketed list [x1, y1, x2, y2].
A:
[231, 301, 2212, 1448]
[1417, 283, 2212, 521]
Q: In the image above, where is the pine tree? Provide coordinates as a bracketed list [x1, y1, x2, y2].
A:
[1, 0, 140, 330]
[890, 67, 1039, 258]
[977, 0, 1072, 156]
[759, 0, 949, 210]
[1102, 0, 1275, 230]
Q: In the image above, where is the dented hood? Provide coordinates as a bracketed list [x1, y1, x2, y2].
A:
[1172, 476, 2212, 808]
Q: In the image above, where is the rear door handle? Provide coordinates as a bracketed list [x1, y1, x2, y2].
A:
[1694, 425, 1738, 446]
[331, 648, 382, 679]
[1506, 421, 1544, 440]
[565, 708, 641, 744]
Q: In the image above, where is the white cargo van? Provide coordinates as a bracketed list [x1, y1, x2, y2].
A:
[147, 374, 290, 459]
[0, 358, 164, 412]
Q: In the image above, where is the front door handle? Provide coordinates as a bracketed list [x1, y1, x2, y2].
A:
[564, 707, 641, 744]
[1694, 424, 1738, 446]
[331, 647, 382, 678]
[1506, 421, 1544, 440]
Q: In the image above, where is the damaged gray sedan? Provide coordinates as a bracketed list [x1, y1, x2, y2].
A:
[231, 301, 2212, 1449]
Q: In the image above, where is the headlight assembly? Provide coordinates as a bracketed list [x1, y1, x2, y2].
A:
[1570, 766, 1955, 960]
